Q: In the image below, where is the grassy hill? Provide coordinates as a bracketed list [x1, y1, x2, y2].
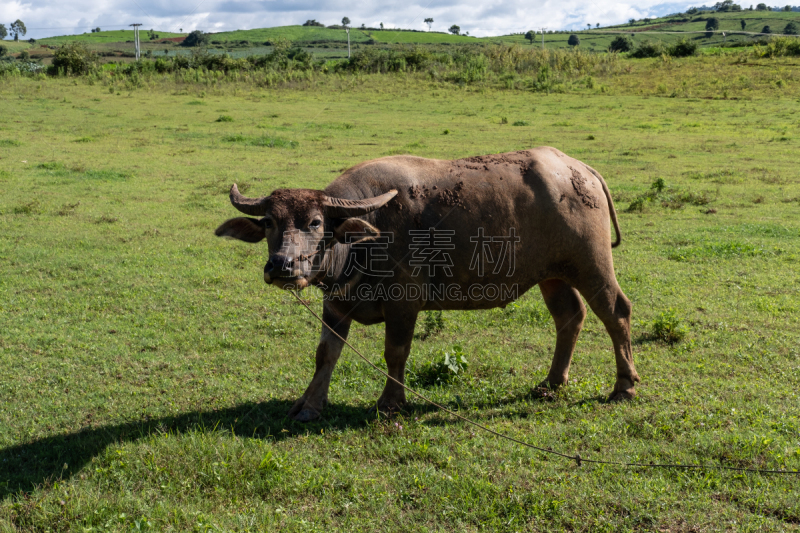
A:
[208, 25, 480, 44]
[38, 29, 185, 45]
[10, 8, 800, 61]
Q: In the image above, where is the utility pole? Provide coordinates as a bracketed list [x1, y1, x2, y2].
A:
[130, 23, 142, 60]
[540, 27, 547, 49]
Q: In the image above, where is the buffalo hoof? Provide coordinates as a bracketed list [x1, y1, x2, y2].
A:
[607, 388, 636, 402]
[531, 379, 563, 401]
[292, 408, 321, 422]
[375, 400, 406, 417]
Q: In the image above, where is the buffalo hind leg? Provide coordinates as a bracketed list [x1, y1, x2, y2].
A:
[578, 281, 640, 401]
[288, 304, 352, 422]
[536, 279, 586, 394]
[375, 307, 418, 415]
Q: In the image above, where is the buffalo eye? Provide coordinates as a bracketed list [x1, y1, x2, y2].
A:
[309, 219, 322, 229]
[262, 218, 273, 229]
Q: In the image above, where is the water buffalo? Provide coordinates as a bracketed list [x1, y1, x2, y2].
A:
[215, 147, 640, 421]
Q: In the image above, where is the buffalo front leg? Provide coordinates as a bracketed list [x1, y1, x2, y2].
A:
[288, 304, 352, 422]
[537, 279, 586, 393]
[376, 307, 418, 415]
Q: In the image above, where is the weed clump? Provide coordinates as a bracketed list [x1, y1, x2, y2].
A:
[651, 309, 687, 344]
[626, 178, 710, 212]
[215, 115, 234, 122]
[407, 345, 468, 387]
[13, 200, 41, 215]
[419, 310, 445, 340]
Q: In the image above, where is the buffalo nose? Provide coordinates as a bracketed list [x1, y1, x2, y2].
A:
[265, 256, 293, 277]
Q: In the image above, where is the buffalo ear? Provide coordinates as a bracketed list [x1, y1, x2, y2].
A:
[333, 217, 381, 243]
[215, 217, 265, 243]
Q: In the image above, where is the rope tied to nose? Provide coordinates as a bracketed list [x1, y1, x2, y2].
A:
[290, 290, 799, 476]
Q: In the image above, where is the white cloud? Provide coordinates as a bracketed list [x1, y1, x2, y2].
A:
[4, 0, 700, 40]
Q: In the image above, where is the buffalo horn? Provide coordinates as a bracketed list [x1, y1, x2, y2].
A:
[323, 189, 398, 218]
[229, 183, 270, 216]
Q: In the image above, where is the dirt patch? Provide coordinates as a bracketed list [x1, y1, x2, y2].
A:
[568, 166, 600, 209]
[408, 184, 430, 199]
[458, 151, 530, 177]
[438, 180, 464, 207]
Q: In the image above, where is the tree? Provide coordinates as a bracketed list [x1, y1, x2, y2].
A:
[568, 34, 580, 47]
[525, 30, 535, 44]
[741, 19, 747, 30]
[10, 19, 26, 41]
[628, 18, 635, 25]
[714, 0, 740, 10]
[596, 23, 600, 28]
[586, 23, 591, 30]
[784, 21, 799, 34]
[341, 17, 350, 27]
[424, 18, 433, 31]
[380, 22, 384, 29]
[756, 2, 768, 9]
[783, 5, 792, 10]
[706, 17, 720, 31]
[609, 35, 633, 52]
[0, 24, 6, 40]
[181, 30, 208, 47]
[448, 24, 460, 35]
[761, 25, 772, 33]
[96, 27, 101, 32]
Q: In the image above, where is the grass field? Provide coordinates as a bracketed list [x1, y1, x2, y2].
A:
[0, 60, 799, 531]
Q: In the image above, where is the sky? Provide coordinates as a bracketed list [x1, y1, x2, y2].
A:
[4, 1, 721, 40]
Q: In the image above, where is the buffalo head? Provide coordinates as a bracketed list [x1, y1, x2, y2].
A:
[215, 184, 397, 290]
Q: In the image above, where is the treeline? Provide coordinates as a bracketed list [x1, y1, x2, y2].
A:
[1, 41, 620, 92]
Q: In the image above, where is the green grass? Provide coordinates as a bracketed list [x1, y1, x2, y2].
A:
[0, 66, 799, 530]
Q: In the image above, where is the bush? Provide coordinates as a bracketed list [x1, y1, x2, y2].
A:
[609, 35, 632, 53]
[629, 40, 665, 58]
[0, 45, 7, 57]
[50, 42, 98, 75]
[784, 22, 799, 35]
[568, 34, 580, 47]
[181, 30, 209, 47]
[668, 38, 698, 57]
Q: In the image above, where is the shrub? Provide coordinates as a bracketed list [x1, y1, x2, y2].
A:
[651, 309, 687, 343]
[181, 30, 209, 47]
[215, 115, 234, 122]
[0, 45, 7, 57]
[668, 39, 698, 57]
[50, 42, 98, 75]
[629, 40, 665, 58]
[568, 34, 580, 47]
[784, 22, 799, 35]
[762, 25, 772, 34]
[609, 35, 633, 53]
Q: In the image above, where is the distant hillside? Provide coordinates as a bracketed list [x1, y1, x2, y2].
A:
[17, 8, 800, 57]
[208, 25, 479, 44]
[38, 29, 185, 45]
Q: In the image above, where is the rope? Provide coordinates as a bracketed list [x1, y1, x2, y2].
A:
[291, 290, 799, 476]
